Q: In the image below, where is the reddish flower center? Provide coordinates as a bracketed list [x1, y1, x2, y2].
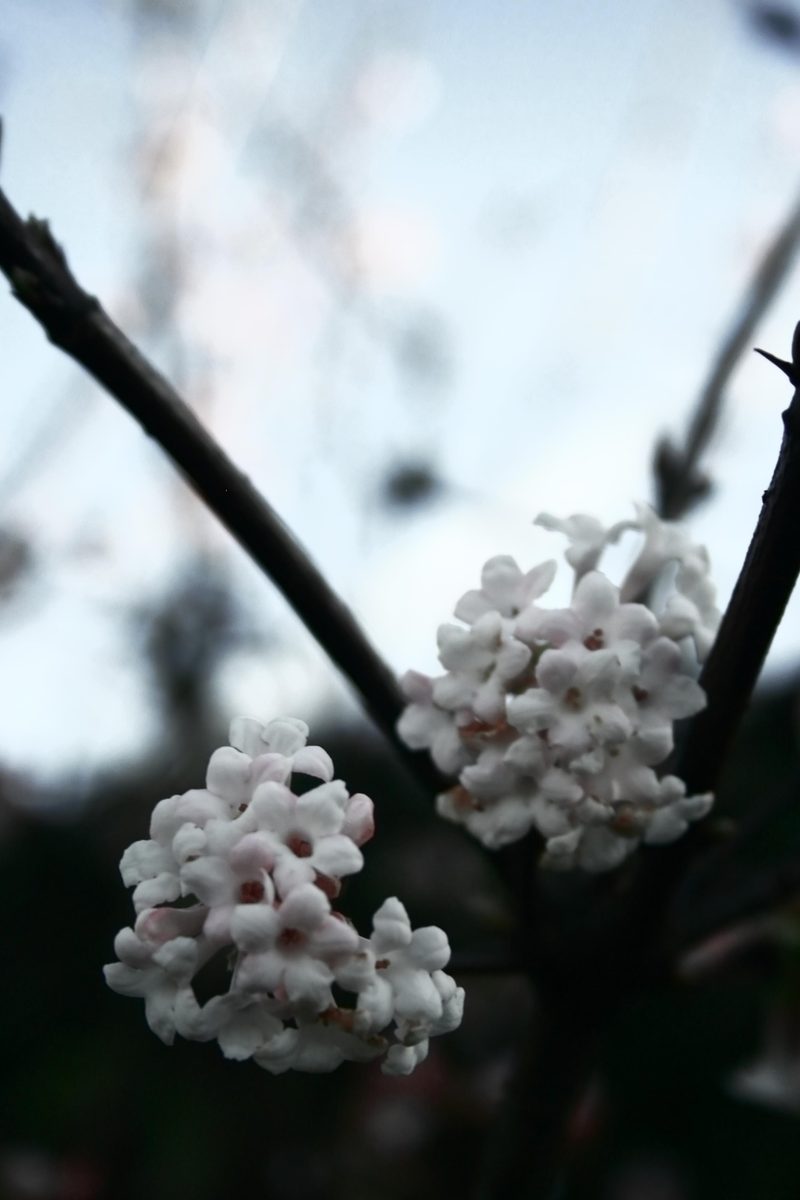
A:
[583, 628, 604, 651]
[321, 1005, 356, 1031]
[459, 716, 510, 741]
[287, 833, 313, 858]
[446, 785, 479, 813]
[239, 880, 265, 904]
[610, 805, 638, 836]
[632, 686, 649, 703]
[314, 872, 341, 899]
[564, 686, 583, 710]
[278, 927, 305, 949]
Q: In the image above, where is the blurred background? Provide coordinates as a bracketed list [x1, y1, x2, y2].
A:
[4, 0, 800, 1196]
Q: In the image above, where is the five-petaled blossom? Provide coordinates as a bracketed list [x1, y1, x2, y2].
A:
[104, 717, 464, 1074]
[398, 505, 718, 871]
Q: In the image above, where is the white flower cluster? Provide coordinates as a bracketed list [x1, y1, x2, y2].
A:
[399, 506, 719, 871]
[104, 717, 464, 1075]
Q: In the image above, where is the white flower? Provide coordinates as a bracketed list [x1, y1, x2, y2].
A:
[619, 504, 720, 660]
[355, 899, 465, 1070]
[104, 927, 214, 1045]
[397, 670, 471, 776]
[516, 570, 657, 656]
[434, 610, 532, 723]
[234, 883, 359, 1012]
[454, 556, 556, 622]
[105, 717, 463, 1075]
[246, 780, 365, 899]
[253, 1008, 389, 1075]
[398, 505, 717, 869]
[437, 784, 542, 849]
[534, 512, 633, 578]
[508, 642, 633, 759]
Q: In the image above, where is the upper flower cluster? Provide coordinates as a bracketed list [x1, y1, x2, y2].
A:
[398, 506, 719, 871]
[105, 717, 463, 1075]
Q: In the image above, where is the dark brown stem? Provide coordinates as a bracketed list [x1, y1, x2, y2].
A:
[0, 183, 444, 793]
[624, 332, 800, 963]
[476, 982, 604, 1200]
[487, 329, 800, 1193]
[678, 324, 800, 797]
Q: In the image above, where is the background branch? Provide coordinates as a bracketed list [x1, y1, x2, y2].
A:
[654, 186, 800, 520]
[667, 853, 800, 961]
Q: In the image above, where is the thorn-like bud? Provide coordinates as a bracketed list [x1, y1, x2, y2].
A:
[754, 347, 798, 386]
[26, 216, 69, 271]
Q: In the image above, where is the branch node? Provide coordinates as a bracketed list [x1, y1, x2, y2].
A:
[25, 214, 70, 271]
[9, 265, 44, 305]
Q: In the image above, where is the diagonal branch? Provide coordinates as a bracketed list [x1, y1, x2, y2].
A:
[0, 181, 443, 793]
[655, 186, 800, 520]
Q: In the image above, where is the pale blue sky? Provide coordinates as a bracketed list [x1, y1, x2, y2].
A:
[2, 0, 800, 781]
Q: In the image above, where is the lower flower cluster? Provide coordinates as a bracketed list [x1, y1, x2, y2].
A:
[398, 506, 717, 871]
[104, 717, 464, 1075]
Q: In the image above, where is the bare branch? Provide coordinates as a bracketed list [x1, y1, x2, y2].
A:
[655, 187, 800, 520]
[0, 182, 444, 793]
[608, 335, 800, 962]
[677, 324, 800, 797]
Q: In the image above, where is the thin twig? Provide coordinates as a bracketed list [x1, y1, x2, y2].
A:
[0, 182, 444, 794]
[655, 187, 800, 520]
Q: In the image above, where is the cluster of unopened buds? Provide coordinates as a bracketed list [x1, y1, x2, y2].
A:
[398, 505, 720, 871]
[104, 717, 464, 1074]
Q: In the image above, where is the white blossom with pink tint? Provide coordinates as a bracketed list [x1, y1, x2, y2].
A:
[105, 717, 463, 1075]
[398, 505, 717, 870]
